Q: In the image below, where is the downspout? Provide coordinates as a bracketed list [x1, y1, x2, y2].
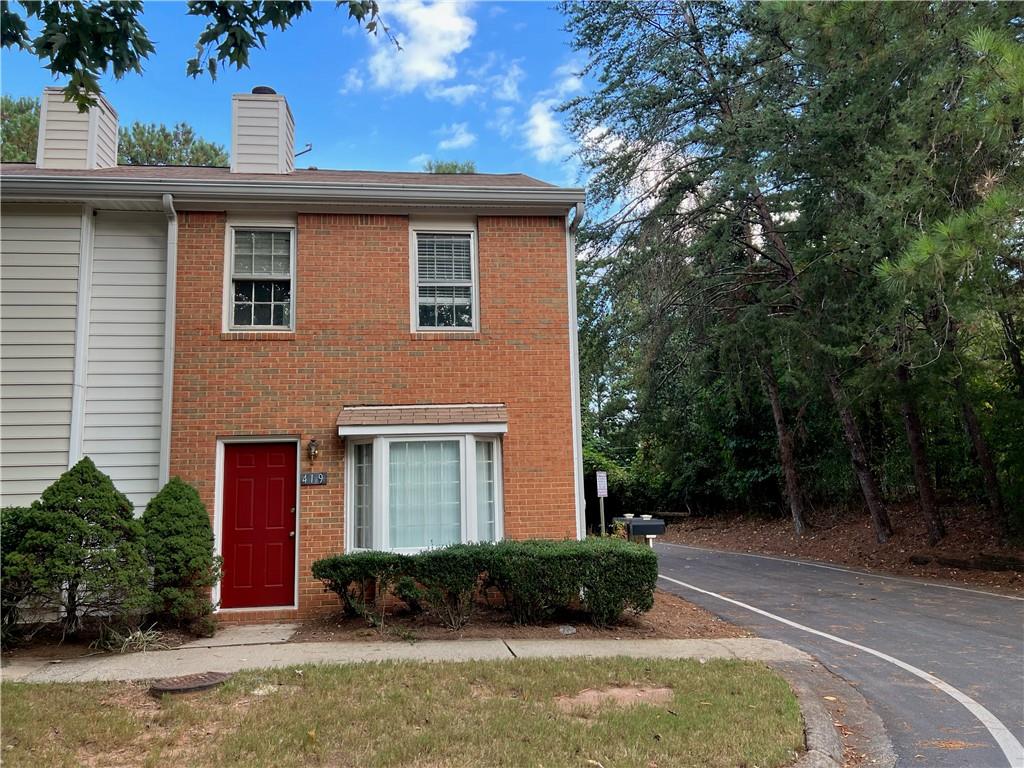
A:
[158, 193, 178, 486]
[567, 201, 586, 539]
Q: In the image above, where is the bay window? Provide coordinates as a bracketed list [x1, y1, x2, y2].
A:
[346, 434, 502, 552]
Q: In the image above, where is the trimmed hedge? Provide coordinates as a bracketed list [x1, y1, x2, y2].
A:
[311, 551, 408, 616]
[412, 544, 492, 629]
[311, 538, 658, 629]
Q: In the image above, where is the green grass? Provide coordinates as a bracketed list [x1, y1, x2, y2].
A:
[1, 658, 803, 768]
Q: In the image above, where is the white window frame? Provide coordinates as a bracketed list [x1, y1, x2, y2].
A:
[344, 432, 503, 553]
[223, 219, 297, 332]
[409, 218, 479, 333]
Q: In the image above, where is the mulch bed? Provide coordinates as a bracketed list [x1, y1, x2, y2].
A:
[661, 503, 1024, 594]
[2, 624, 195, 662]
[291, 588, 748, 642]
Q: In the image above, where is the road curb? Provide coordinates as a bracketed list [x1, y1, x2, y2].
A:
[780, 664, 844, 768]
[772, 659, 896, 768]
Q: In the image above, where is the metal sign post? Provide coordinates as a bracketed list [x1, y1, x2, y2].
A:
[596, 471, 608, 535]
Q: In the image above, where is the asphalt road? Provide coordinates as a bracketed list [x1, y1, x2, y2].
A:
[655, 542, 1024, 768]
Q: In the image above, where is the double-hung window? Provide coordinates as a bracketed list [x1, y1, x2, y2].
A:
[413, 230, 477, 330]
[230, 228, 294, 330]
[347, 434, 502, 552]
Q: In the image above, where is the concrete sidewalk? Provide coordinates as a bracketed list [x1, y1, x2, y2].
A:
[1, 636, 809, 684]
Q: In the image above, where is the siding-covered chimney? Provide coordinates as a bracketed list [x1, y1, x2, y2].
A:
[231, 88, 295, 174]
[36, 86, 119, 170]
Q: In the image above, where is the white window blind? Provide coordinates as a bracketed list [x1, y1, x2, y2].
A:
[415, 232, 474, 329]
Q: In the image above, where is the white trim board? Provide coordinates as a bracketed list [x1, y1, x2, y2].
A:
[338, 422, 508, 437]
[67, 204, 93, 468]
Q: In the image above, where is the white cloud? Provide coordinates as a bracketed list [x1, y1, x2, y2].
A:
[368, 0, 476, 92]
[523, 98, 574, 163]
[552, 60, 584, 97]
[491, 62, 524, 102]
[428, 83, 481, 104]
[436, 122, 476, 150]
[339, 68, 364, 95]
[409, 152, 432, 167]
[488, 106, 516, 139]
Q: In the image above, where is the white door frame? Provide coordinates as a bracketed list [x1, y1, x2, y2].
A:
[213, 436, 301, 612]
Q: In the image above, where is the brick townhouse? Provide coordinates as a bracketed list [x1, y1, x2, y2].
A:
[0, 86, 585, 620]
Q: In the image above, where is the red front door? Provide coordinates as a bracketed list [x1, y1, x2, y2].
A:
[222, 442, 297, 608]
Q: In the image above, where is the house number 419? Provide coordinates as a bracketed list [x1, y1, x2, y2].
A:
[301, 472, 328, 486]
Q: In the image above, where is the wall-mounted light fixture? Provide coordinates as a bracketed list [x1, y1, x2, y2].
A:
[307, 438, 320, 462]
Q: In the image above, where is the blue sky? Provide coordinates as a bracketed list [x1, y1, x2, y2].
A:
[2, 1, 586, 185]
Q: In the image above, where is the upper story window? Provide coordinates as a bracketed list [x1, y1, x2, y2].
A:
[413, 230, 477, 331]
[230, 228, 294, 330]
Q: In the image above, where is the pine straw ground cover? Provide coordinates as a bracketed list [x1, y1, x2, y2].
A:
[1, 658, 803, 768]
[662, 504, 1024, 594]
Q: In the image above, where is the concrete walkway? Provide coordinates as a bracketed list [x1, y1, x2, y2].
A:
[1, 636, 809, 684]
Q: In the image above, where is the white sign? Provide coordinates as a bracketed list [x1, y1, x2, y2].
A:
[596, 471, 608, 498]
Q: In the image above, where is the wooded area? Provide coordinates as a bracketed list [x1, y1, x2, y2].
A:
[564, 1, 1023, 543]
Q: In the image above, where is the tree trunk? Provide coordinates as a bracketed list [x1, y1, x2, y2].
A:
[827, 372, 893, 543]
[997, 310, 1024, 398]
[759, 360, 809, 536]
[956, 379, 1006, 529]
[896, 364, 945, 545]
[63, 579, 80, 639]
[927, 309, 1007, 530]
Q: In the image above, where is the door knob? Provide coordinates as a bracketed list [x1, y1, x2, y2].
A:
[289, 531, 296, 538]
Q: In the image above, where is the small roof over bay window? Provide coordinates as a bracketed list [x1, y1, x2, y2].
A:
[337, 404, 508, 437]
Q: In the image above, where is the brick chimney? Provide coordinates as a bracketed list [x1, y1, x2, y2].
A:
[36, 86, 118, 170]
[231, 87, 295, 174]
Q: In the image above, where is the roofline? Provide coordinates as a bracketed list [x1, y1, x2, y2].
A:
[0, 174, 585, 211]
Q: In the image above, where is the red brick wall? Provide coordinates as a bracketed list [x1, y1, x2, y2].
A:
[170, 212, 577, 618]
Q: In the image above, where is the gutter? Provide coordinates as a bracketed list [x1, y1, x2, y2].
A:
[1, 175, 585, 210]
[566, 200, 586, 539]
[158, 193, 177, 486]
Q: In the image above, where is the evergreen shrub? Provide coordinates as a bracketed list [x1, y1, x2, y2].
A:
[142, 477, 221, 630]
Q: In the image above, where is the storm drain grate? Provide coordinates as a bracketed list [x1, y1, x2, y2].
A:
[150, 671, 232, 697]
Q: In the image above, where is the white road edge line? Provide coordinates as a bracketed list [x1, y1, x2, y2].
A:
[658, 572, 1024, 768]
[657, 542, 1024, 601]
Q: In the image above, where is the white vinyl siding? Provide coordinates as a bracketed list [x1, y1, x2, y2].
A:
[231, 94, 295, 174]
[0, 205, 82, 505]
[93, 104, 119, 169]
[36, 87, 118, 170]
[83, 212, 167, 509]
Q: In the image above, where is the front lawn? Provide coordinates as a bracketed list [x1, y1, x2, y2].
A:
[1, 658, 802, 768]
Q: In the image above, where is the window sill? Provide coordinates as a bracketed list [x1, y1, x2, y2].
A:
[221, 331, 297, 341]
[409, 331, 482, 341]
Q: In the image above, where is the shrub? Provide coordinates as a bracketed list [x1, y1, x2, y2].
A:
[411, 544, 491, 630]
[2, 458, 152, 637]
[312, 551, 408, 617]
[310, 538, 658, 630]
[486, 540, 584, 624]
[142, 478, 221, 630]
[1, 506, 33, 647]
[577, 538, 658, 627]
[394, 576, 424, 614]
